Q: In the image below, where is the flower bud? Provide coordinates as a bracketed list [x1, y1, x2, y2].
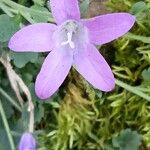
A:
[19, 133, 36, 150]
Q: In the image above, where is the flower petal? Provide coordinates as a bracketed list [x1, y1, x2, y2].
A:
[50, 0, 80, 25]
[35, 48, 73, 99]
[74, 44, 115, 91]
[9, 23, 57, 52]
[82, 13, 135, 45]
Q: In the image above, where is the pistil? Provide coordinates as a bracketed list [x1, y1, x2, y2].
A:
[61, 32, 75, 49]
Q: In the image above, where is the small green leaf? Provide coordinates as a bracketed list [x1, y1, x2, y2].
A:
[142, 68, 150, 86]
[130, 2, 148, 15]
[9, 52, 38, 68]
[32, 0, 45, 6]
[0, 14, 19, 42]
[80, 0, 90, 17]
[31, 5, 50, 23]
[34, 104, 44, 123]
[126, 33, 150, 44]
[112, 129, 142, 150]
[142, 68, 150, 81]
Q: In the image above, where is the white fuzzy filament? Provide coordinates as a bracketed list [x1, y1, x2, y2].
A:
[61, 32, 75, 49]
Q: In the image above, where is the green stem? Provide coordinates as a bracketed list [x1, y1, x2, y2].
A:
[0, 87, 22, 112]
[116, 79, 150, 101]
[20, 11, 36, 24]
[29, 109, 34, 133]
[1, 0, 54, 22]
[0, 99, 16, 150]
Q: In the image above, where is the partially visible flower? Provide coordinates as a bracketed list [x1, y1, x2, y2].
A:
[9, 0, 135, 99]
[19, 133, 36, 150]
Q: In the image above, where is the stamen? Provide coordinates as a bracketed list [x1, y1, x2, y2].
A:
[61, 32, 75, 49]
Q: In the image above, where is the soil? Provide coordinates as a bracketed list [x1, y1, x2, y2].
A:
[86, 0, 110, 17]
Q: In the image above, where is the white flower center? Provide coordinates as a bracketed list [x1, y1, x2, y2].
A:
[61, 32, 75, 49]
[53, 20, 89, 49]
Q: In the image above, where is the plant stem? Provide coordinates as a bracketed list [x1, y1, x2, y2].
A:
[0, 87, 22, 112]
[0, 99, 16, 150]
[28, 108, 34, 133]
[20, 11, 36, 24]
[116, 79, 150, 101]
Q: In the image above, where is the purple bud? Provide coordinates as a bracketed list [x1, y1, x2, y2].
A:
[19, 133, 36, 150]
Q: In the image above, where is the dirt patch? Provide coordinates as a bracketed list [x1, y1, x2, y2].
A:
[87, 0, 110, 17]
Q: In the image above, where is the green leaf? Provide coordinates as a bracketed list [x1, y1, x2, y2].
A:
[80, 0, 90, 17]
[142, 68, 150, 81]
[9, 52, 38, 68]
[142, 68, 150, 86]
[34, 104, 44, 123]
[130, 2, 148, 15]
[30, 5, 50, 23]
[125, 33, 150, 43]
[1, 99, 14, 119]
[112, 129, 142, 150]
[0, 128, 11, 150]
[15, 104, 29, 132]
[32, 0, 46, 6]
[0, 89, 15, 118]
[0, 14, 19, 42]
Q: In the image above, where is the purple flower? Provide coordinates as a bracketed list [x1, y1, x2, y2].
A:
[19, 133, 36, 150]
[9, 0, 135, 99]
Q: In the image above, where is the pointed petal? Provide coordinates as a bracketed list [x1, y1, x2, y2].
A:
[9, 23, 57, 52]
[35, 48, 73, 99]
[74, 44, 115, 91]
[50, 0, 80, 25]
[82, 13, 135, 45]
